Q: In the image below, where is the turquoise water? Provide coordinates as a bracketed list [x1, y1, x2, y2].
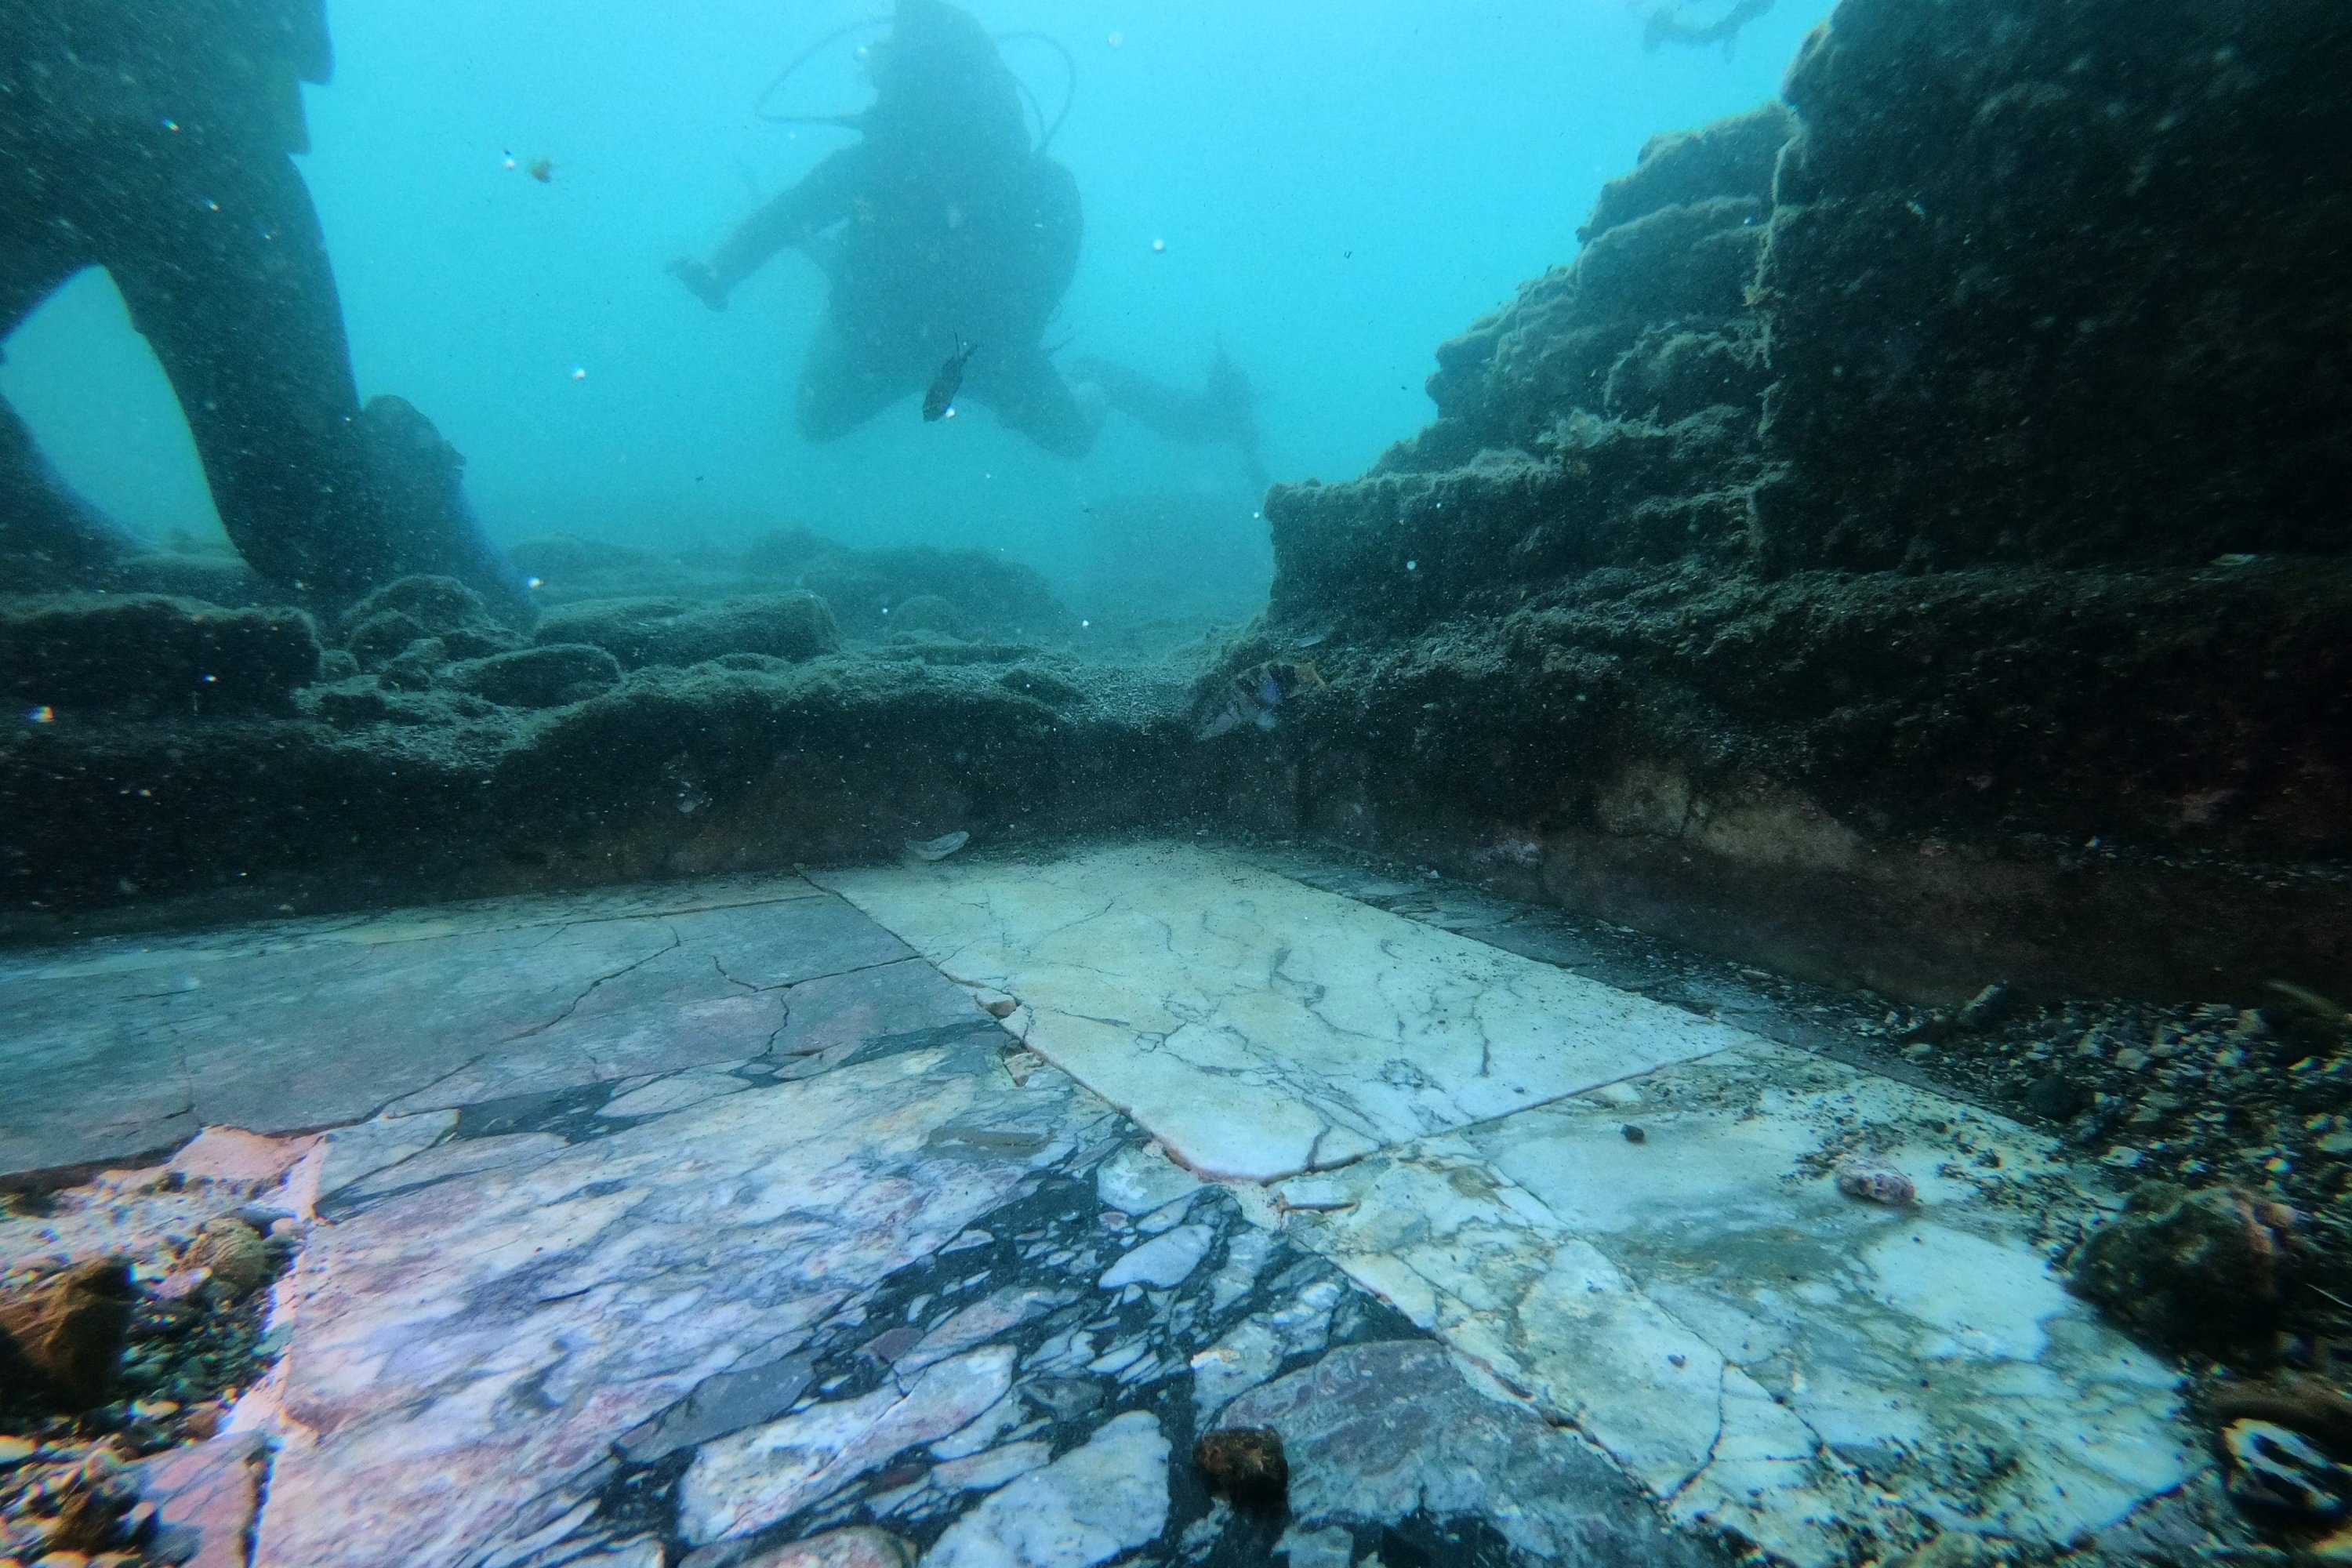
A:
[0, 0, 1824, 608]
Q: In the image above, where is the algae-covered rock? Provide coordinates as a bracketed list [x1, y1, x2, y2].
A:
[2067, 1183, 2303, 1355]
[376, 636, 449, 692]
[1756, 0, 2352, 569]
[535, 592, 840, 669]
[800, 546, 1073, 643]
[888, 594, 967, 638]
[343, 574, 489, 638]
[345, 609, 430, 670]
[1577, 103, 1793, 243]
[341, 575, 524, 673]
[998, 665, 1086, 708]
[444, 643, 623, 709]
[0, 595, 320, 714]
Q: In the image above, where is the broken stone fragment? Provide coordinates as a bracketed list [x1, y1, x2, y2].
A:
[1193, 1425, 1288, 1509]
[0, 1257, 136, 1410]
[907, 830, 971, 862]
[166, 1126, 314, 1187]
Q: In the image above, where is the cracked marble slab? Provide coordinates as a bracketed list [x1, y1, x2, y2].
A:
[0, 885, 913, 1174]
[815, 843, 1746, 1180]
[1270, 1038, 2200, 1566]
[254, 1038, 1116, 1568]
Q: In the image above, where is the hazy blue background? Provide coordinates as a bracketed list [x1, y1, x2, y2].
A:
[0, 0, 1826, 604]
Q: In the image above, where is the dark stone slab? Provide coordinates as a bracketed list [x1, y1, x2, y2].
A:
[618, 1353, 818, 1465]
[1224, 1339, 1727, 1566]
[772, 958, 980, 1059]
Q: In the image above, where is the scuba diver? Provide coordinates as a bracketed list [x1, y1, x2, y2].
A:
[0, 0, 534, 623]
[670, 0, 1265, 477]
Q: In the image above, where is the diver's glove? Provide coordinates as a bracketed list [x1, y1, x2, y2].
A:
[666, 256, 728, 312]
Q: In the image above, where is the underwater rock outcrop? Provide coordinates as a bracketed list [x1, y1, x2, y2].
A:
[535, 591, 840, 669]
[1240, 0, 2352, 1004]
[441, 643, 625, 709]
[2, 637, 1200, 920]
[2, 596, 321, 717]
[1756, 0, 2352, 572]
[505, 529, 1078, 644]
[2066, 1184, 2303, 1356]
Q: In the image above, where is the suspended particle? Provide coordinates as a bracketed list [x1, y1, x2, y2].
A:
[1151, 238, 1167, 253]
[571, 367, 588, 381]
[27, 705, 55, 724]
[1108, 31, 1125, 46]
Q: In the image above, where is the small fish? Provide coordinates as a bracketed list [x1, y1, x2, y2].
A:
[924, 336, 977, 422]
[527, 156, 554, 183]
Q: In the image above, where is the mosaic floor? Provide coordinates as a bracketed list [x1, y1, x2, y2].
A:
[0, 840, 2218, 1567]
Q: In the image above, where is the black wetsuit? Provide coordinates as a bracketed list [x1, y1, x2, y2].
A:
[1, 0, 527, 619]
[692, 0, 1094, 456]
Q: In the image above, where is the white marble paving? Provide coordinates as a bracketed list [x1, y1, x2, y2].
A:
[1270, 1040, 2200, 1565]
[816, 843, 1744, 1180]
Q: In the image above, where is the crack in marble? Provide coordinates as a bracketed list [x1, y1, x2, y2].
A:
[818, 845, 1744, 1184]
[499, 927, 686, 1046]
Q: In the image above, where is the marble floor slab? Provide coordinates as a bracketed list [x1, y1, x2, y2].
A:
[1268, 1038, 2199, 1565]
[2, 844, 2221, 1568]
[0, 880, 909, 1174]
[196, 1042, 1697, 1568]
[815, 844, 1747, 1181]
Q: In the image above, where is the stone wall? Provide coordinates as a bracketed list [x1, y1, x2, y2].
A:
[1248, 0, 2352, 1001]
